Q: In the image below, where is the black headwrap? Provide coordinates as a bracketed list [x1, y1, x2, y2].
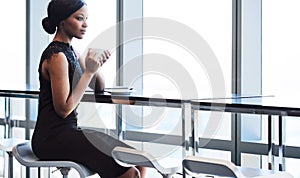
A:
[42, 0, 86, 34]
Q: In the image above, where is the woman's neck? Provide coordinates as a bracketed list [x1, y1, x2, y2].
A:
[53, 33, 72, 44]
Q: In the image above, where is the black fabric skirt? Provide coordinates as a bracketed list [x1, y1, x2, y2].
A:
[32, 128, 132, 178]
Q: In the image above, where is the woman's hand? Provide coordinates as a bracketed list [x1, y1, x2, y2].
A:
[85, 49, 101, 74]
[99, 50, 111, 66]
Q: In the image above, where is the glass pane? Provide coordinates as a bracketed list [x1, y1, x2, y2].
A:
[143, 0, 232, 97]
[73, 0, 117, 129]
[262, 0, 300, 97]
[143, 0, 232, 139]
[262, 0, 300, 147]
[285, 117, 300, 147]
[241, 153, 268, 169]
[197, 111, 231, 140]
[196, 148, 231, 161]
[262, 1, 300, 176]
[0, 1, 26, 89]
[0, 99, 4, 119]
[285, 158, 300, 177]
[72, 0, 117, 87]
[0, 2, 27, 133]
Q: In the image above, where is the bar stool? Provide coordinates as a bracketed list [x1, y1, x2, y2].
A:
[182, 156, 294, 178]
[12, 142, 95, 178]
[112, 146, 179, 178]
[0, 138, 28, 178]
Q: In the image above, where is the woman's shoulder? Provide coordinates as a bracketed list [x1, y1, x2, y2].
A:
[46, 41, 71, 53]
[41, 41, 70, 60]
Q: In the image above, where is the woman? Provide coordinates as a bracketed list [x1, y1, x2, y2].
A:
[31, 0, 145, 177]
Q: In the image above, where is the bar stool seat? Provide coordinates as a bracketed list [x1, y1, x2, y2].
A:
[112, 146, 179, 178]
[183, 156, 294, 178]
[0, 138, 29, 178]
[12, 142, 95, 178]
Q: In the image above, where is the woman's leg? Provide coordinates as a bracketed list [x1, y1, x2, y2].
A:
[136, 166, 146, 178]
[118, 166, 142, 178]
[81, 129, 147, 177]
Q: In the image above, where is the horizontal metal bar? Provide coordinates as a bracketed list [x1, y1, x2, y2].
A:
[124, 130, 184, 146]
[192, 102, 300, 117]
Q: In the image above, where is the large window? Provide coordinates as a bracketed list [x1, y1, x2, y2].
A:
[0, 1, 26, 177]
[0, 1, 26, 132]
[122, 0, 233, 164]
[0, 1, 26, 89]
[262, 0, 300, 176]
[262, 0, 300, 148]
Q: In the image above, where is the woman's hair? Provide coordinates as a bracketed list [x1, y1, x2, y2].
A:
[42, 0, 86, 34]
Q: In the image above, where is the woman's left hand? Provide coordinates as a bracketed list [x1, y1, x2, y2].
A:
[100, 50, 111, 66]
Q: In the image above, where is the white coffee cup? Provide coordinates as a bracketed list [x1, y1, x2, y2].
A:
[89, 48, 104, 55]
[89, 48, 104, 62]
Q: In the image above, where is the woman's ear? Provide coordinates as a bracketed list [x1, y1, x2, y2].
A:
[60, 20, 65, 26]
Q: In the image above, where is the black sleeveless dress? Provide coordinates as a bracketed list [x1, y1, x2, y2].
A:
[31, 41, 131, 178]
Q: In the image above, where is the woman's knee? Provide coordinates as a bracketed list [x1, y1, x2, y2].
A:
[136, 166, 146, 177]
[118, 167, 141, 178]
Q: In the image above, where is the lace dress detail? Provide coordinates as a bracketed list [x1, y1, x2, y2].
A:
[33, 41, 83, 139]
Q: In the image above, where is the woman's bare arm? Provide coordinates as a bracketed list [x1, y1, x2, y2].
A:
[46, 51, 99, 118]
[76, 49, 109, 92]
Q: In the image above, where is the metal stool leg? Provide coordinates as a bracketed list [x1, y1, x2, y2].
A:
[60, 167, 71, 178]
[7, 152, 13, 178]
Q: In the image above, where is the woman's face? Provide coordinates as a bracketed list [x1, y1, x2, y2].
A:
[61, 5, 88, 39]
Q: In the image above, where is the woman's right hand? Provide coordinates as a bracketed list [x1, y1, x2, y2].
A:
[85, 49, 101, 74]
